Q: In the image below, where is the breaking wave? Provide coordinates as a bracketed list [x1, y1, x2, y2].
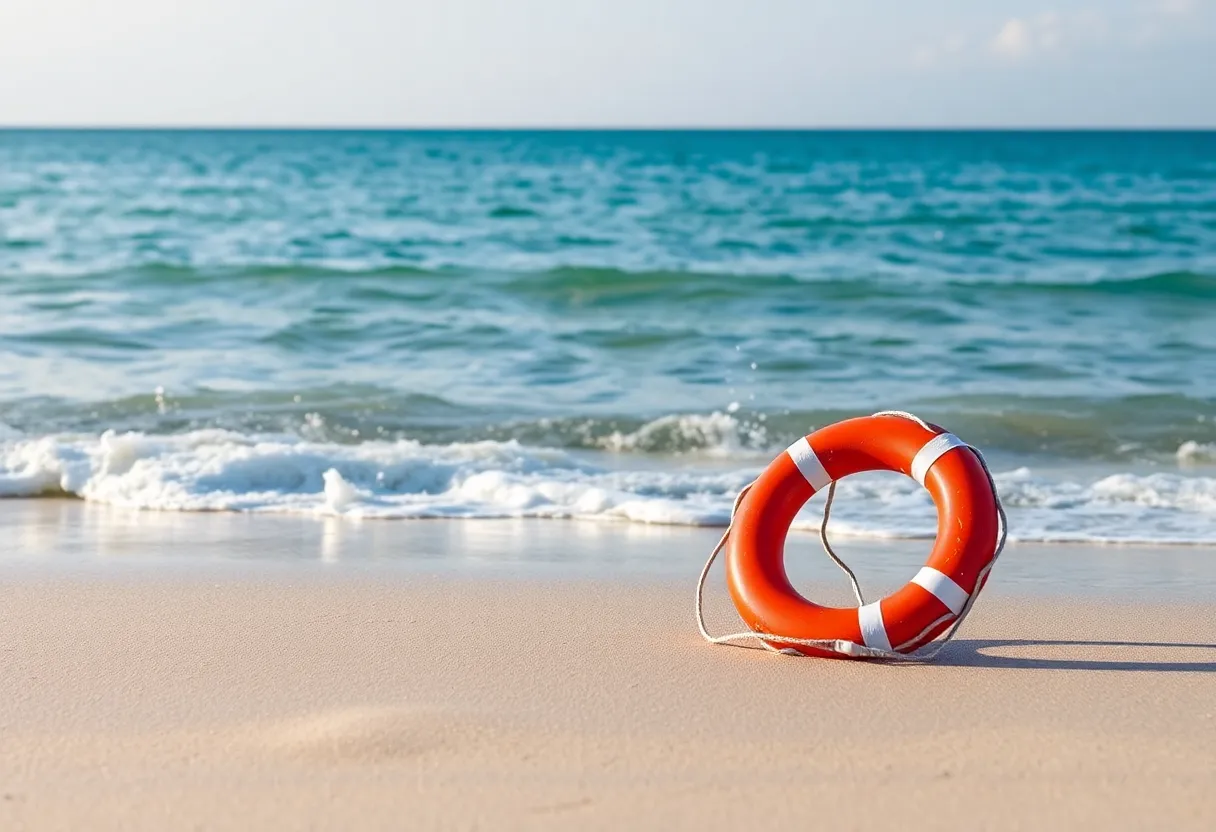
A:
[3, 428, 1215, 544]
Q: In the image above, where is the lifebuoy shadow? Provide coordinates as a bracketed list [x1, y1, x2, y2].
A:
[937, 638, 1216, 672]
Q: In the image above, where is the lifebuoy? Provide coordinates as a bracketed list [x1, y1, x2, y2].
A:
[722, 413, 1001, 659]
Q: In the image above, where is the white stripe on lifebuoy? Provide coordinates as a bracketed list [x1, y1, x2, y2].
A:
[857, 601, 891, 651]
[911, 432, 968, 486]
[911, 566, 969, 616]
[786, 437, 832, 491]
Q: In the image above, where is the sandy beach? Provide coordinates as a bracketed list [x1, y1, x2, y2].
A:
[2, 502, 1214, 830]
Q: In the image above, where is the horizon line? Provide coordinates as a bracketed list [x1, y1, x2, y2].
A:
[2, 125, 1216, 133]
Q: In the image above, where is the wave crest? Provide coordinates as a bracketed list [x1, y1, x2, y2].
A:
[592, 411, 769, 455]
[1178, 440, 1216, 464]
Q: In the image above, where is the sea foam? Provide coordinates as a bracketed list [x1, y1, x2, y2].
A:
[591, 411, 768, 456]
[2, 429, 1215, 544]
[1178, 440, 1216, 464]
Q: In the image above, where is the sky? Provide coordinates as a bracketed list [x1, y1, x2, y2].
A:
[1, 0, 1214, 128]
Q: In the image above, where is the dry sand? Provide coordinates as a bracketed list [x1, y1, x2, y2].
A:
[2, 563, 1215, 831]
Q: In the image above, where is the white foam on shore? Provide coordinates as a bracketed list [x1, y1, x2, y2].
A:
[2, 429, 1215, 544]
[322, 468, 361, 512]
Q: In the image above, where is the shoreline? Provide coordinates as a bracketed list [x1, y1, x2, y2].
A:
[3, 498, 1216, 600]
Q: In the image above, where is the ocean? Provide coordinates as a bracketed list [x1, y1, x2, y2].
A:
[1, 129, 1214, 544]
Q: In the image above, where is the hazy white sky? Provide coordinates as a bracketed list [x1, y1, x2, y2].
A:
[1, 0, 1214, 127]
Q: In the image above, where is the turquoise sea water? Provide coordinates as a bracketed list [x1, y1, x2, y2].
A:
[1, 130, 1215, 543]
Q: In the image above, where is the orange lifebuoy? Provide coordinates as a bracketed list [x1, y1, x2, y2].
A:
[725, 414, 1000, 658]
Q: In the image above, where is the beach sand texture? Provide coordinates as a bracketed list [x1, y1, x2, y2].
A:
[3, 552, 1214, 830]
